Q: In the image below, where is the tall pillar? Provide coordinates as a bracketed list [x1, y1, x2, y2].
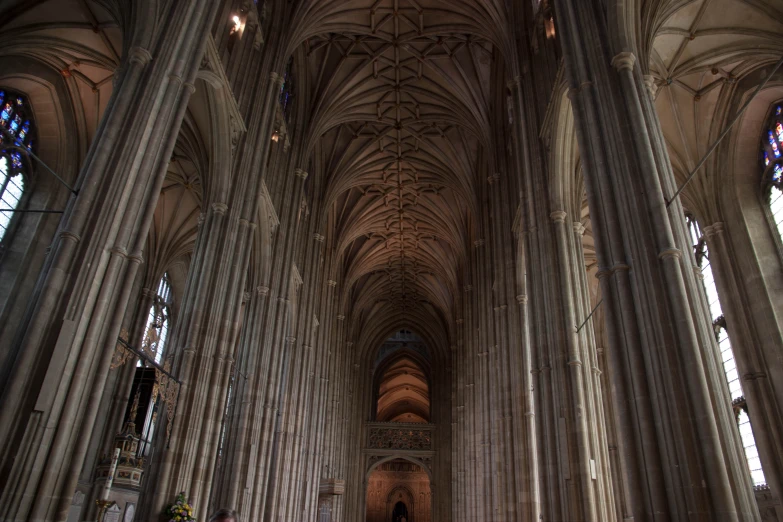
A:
[0, 3, 219, 521]
[552, 0, 760, 518]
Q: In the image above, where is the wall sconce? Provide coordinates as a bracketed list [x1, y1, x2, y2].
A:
[230, 14, 242, 36]
[271, 130, 280, 142]
[545, 15, 556, 39]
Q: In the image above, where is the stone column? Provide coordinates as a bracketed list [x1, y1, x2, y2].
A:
[553, 0, 759, 518]
[0, 3, 219, 521]
[550, 210, 600, 521]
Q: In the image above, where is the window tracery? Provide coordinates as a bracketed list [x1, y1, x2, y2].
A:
[141, 273, 173, 365]
[279, 56, 294, 122]
[686, 214, 765, 485]
[0, 89, 35, 244]
[762, 104, 783, 242]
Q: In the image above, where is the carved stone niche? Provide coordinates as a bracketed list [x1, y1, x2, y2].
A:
[319, 478, 345, 496]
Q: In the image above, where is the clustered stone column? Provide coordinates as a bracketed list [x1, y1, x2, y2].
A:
[0, 3, 220, 521]
[551, 0, 763, 519]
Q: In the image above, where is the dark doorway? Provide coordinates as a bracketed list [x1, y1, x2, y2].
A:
[392, 501, 408, 522]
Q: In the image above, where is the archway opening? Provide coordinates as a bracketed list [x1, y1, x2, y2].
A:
[373, 330, 430, 423]
[366, 459, 431, 522]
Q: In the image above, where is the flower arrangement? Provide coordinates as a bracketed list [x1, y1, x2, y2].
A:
[164, 492, 195, 522]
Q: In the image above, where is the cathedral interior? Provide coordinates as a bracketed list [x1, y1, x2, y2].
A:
[1, 0, 783, 521]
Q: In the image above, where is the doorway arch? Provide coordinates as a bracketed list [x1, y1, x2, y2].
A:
[365, 458, 431, 522]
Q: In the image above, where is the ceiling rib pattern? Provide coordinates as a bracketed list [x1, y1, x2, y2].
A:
[647, 0, 783, 216]
[299, 0, 495, 340]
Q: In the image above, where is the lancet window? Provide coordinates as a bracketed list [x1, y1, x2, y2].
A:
[762, 104, 783, 243]
[279, 57, 294, 122]
[686, 214, 766, 485]
[0, 89, 35, 245]
[142, 273, 173, 365]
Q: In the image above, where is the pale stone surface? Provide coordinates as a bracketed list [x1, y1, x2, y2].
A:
[0, 1, 782, 522]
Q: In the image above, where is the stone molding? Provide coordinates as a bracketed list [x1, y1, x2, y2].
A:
[550, 210, 567, 223]
[611, 51, 636, 72]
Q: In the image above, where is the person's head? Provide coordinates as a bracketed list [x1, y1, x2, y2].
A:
[208, 509, 238, 522]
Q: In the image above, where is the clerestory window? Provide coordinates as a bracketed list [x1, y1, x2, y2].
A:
[686, 214, 766, 486]
[0, 89, 35, 248]
[141, 273, 173, 365]
[761, 104, 783, 244]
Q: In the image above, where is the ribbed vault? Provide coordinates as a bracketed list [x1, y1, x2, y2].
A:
[376, 356, 430, 423]
[646, 0, 783, 220]
[298, 0, 499, 344]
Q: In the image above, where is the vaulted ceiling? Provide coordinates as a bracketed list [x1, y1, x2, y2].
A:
[295, 0, 507, 343]
[647, 0, 783, 219]
[376, 356, 430, 423]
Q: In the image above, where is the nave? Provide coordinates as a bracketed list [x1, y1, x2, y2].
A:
[1, 1, 783, 521]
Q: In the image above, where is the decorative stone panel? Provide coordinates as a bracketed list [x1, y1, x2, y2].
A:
[366, 422, 434, 451]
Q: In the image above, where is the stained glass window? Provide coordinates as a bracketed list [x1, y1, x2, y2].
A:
[0, 89, 35, 245]
[280, 57, 294, 122]
[140, 273, 173, 365]
[761, 104, 783, 242]
[686, 214, 766, 486]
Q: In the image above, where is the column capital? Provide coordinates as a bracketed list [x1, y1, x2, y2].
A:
[326, 279, 337, 287]
[473, 239, 485, 248]
[337, 314, 345, 320]
[129, 47, 152, 66]
[270, 71, 285, 86]
[611, 51, 637, 72]
[550, 210, 567, 223]
[658, 248, 682, 260]
[313, 233, 325, 242]
[285, 336, 296, 344]
[212, 202, 229, 215]
[507, 76, 522, 90]
[516, 294, 528, 304]
[644, 74, 659, 97]
[294, 168, 309, 180]
[703, 222, 725, 238]
[487, 173, 500, 185]
[256, 286, 270, 296]
[573, 221, 586, 236]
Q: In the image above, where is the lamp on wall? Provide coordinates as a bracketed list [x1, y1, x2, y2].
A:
[230, 14, 243, 36]
[271, 130, 280, 142]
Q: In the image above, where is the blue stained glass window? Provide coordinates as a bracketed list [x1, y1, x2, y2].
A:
[1, 103, 12, 124]
[769, 131, 781, 158]
[0, 89, 36, 246]
[279, 57, 294, 122]
[762, 104, 783, 243]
